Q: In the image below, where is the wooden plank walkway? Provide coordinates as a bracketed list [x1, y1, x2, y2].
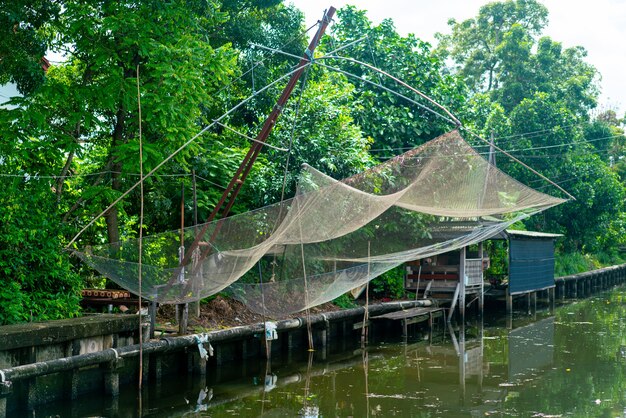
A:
[371, 306, 445, 336]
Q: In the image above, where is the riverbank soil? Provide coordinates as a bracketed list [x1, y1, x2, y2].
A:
[156, 295, 341, 332]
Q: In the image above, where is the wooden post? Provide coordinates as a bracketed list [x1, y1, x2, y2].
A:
[424, 279, 433, 299]
[180, 303, 188, 336]
[103, 358, 123, 397]
[0, 381, 11, 418]
[449, 282, 461, 322]
[178, 182, 188, 335]
[458, 322, 466, 405]
[506, 289, 513, 315]
[361, 242, 371, 346]
[149, 301, 157, 339]
[478, 318, 484, 392]
[478, 242, 484, 316]
[415, 264, 422, 299]
[192, 169, 201, 319]
[459, 247, 466, 323]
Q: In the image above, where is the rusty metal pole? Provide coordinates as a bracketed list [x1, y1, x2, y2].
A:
[169, 7, 336, 289]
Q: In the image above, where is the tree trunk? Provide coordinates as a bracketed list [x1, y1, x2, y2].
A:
[106, 107, 126, 247]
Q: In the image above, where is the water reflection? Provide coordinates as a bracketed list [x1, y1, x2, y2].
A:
[32, 288, 626, 417]
[508, 317, 554, 382]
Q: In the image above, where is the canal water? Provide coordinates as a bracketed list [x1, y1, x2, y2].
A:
[35, 288, 626, 417]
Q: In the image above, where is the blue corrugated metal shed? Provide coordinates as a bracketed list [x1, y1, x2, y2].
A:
[505, 230, 562, 295]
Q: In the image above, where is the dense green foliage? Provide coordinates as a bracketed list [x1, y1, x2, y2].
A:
[370, 266, 406, 299]
[0, 0, 57, 94]
[323, 6, 467, 155]
[0, 0, 624, 323]
[438, 0, 626, 259]
[0, 178, 82, 323]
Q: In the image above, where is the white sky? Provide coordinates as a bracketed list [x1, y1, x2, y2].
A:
[289, 0, 625, 116]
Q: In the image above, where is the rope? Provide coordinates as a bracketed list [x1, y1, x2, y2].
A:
[361, 241, 371, 345]
[308, 61, 457, 126]
[257, 261, 270, 359]
[251, 36, 367, 64]
[270, 51, 313, 281]
[215, 20, 319, 106]
[249, 40, 456, 125]
[316, 53, 572, 200]
[366, 34, 384, 86]
[296, 195, 314, 351]
[462, 128, 577, 201]
[321, 55, 462, 127]
[214, 120, 288, 152]
[66, 62, 312, 248]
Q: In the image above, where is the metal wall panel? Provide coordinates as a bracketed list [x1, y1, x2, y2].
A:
[509, 238, 555, 294]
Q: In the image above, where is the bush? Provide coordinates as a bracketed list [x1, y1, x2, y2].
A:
[332, 293, 357, 309]
[0, 185, 82, 324]
[555, 250, 626, 278]
[554, 252, 595, 277]
[370, 266, 406, 299]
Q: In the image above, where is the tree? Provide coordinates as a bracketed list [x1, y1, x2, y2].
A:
[54, 0, 237, 245]
[439, 0, 624, 257]
[436, 0, 548, 93]
[323, 6, 467, 155]
[541, 152, 624, 252]
[437, 0, 598, 114]
[0, 0, 58, 94]
[248, 70, 374, 206]
[0, 179, 82, 324]
[0, 0, 240, 322]
[0, 0, 356, 322]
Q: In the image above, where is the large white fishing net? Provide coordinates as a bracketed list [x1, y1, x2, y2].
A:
[74, 130, 565, 316]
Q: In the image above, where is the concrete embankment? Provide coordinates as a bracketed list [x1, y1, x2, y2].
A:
[0, 299, 433, 415]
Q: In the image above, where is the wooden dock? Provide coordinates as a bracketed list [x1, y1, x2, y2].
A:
[371, 306, 445, 337]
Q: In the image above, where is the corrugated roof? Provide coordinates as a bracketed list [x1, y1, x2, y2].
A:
[505, 229, 563, 239]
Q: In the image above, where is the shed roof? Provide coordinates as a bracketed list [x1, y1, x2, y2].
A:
[506, 230, 563, 239]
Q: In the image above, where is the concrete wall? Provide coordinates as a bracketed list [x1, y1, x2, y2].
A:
[0, 315, 140, 414]
[0, 301, 433, 415]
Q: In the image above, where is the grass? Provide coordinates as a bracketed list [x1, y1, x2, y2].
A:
[555, 251, 626, 277]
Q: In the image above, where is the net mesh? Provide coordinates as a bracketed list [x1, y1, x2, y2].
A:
[74, 130, 565, 315]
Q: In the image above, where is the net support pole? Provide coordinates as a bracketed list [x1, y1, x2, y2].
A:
[414, 264, 422, 301]
[361, 241, 371, 346]
[178, 182, 189, 335]
[136, 63, 145, 392]
[459, 247, 466, 324]
[173, 6, 336, 283]
[192, 169, 200, 318]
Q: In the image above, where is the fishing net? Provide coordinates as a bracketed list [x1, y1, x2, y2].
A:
[74, 130, 565, 315]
